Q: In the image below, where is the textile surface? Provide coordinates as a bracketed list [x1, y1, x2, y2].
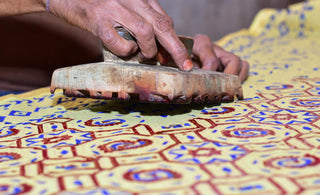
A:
[1, 1, 320, 194]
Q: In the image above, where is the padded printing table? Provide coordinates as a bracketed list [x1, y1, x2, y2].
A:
[1, 1, 320, 194]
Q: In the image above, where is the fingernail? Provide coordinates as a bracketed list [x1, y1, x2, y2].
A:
[183, 59, 193, 71]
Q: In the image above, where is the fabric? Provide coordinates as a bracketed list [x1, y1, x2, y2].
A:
[1, 1, 320, 194]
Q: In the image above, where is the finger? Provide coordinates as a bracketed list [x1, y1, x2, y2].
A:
[131, 1, 192, 70]
[113, 4, 158, 60]
[214, 44, 250, 81]
[159, 33, 193, 71]
[147, 0, 173, 23]
[147, 0, 185, 65]
[192, 34, 220, 71]
[213, 44, 242, 76]
[239, 60, 250, 82]
[99, 23, 138, 57]
[221, 54, 242, 76]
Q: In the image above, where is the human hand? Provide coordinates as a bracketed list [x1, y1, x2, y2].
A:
[48, 0, 193, 71]
[192, 34, 249, 82]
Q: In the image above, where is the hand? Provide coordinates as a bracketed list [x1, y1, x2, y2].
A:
[48, 0, 193, 71]
[192, 34, 249, 82]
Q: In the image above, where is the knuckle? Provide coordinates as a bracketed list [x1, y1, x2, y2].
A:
[106, 0, 120, 6]
[194, 34, 208, 39]
[101, 30, 117, 46]
[207, 55, 219, 64]
[147, 0, 157, 4]
[193, 34, 202, 40]
[232, 55, 242, 65]
[243, 60, 249, 66]
[204, 56, 219, 69]
[104, 0, 121, 11]
[242, 60, 250, 70]
[118, 44, 136, 57]
[100, 29, 135, 57]
[166, 15, 174, 27]
[193, 34, 211, 43]
[172, 42, 187, 55]
[137, 0, 151, 9]
[138, 23, 154, 37]
[155, 15, 173, 33]
[229, 55, 242, 72]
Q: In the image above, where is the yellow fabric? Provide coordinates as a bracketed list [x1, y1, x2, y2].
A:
[1, 1, 320, 194]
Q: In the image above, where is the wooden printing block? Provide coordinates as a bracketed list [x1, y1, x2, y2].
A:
[50, 61, 243, 104]
[50, 29, 243, 104]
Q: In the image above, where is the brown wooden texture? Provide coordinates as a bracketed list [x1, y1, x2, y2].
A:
[51, 32, 243, 104]
[50, 62, 243, 104]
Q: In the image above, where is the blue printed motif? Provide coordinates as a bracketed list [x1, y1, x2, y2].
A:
[165, 142, 247, 164]
[276, 157, 314, 168]
[265, 84, 293, 90]
[0, 128, 18, 138]
[0, 186, 23, 195]
[9, 110, 31, 117]
[251, 109, 318, 124]
[91, 119, 126, 126]
[292, 100, 320, 107]
[128, 169, 179, 182]
[0, 154, 18, 162]
[233, 129, 268, 137]
[23, 130, 93, 149]
[108, 139, 151, 152]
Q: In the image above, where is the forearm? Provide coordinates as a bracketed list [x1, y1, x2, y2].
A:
[0, 0, 46, 17]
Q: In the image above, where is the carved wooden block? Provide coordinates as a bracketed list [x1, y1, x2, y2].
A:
[50, 29, 243, 104]
[50, 61, 243, 104]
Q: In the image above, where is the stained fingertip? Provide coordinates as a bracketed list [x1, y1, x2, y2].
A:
[162, 39, 192, 70]
[183, 59, 193, 71]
